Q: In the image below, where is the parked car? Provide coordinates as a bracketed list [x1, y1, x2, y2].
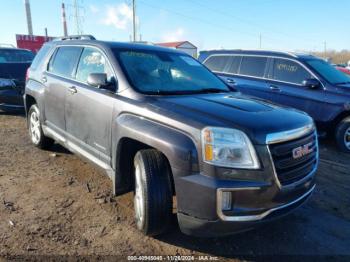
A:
[25, 36, 318, 237]
[0, 47, 34, 112]
[199, 50, 350, 153]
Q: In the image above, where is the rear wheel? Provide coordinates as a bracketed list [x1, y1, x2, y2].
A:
[133, 149, 173, 236]
[335, 116, 350, 153]
[28, 104, 54, 149]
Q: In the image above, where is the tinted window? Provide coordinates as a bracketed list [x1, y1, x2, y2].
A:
[0, 49, 34, 63]
[30, 44, 51, 70]
[76, 47, 113, 84]
[272, 58, 311, 84]
[48, 46, 82, 78]
[225, 56, 241, 74]
[203, 55, 229, 72]
[239, 56, 267, 77]
[113, 49, 229, 94]
[306, 59, 350, 85]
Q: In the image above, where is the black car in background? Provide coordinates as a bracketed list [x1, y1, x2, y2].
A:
[0, 47, 34, 112]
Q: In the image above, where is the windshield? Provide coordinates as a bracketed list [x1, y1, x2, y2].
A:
[113, 49, 230, 94]
[305, 59, 350, 85]
[0, 49, 35, 63]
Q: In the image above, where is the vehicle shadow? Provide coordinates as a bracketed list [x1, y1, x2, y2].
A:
[46, 142, 72, 155]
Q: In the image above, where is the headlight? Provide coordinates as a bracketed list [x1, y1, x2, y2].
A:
[201, 127, 260, 169]
[0, 78, 15, 88]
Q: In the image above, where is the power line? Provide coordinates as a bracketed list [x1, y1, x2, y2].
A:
[189, 0, 319, 46]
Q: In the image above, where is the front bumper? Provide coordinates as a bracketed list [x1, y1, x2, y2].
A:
[178, 185, 313, 237]
[174, 170, 315, 237]
[172, 141, 317, 237]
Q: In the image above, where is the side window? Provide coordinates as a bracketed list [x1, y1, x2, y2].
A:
[48, 46, 82, 78]
[76, 47, 113, 84]
[225, 56, 241, 74]
[272, 59, 311, 85]
[239, 56, 267, 77]
[203, 55, 229, 72]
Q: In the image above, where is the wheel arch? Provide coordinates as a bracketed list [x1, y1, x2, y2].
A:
[111, 114, 199, 195]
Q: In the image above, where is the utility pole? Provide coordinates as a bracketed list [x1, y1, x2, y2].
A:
[132, 0, 137, 42]
[24, 0, 33, 35]
[62, 3, 68, 36]
[259, 34, 262, 49]
[324, 41, 327, 58]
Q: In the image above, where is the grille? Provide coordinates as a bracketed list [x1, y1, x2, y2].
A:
[269, 131, 318, 186]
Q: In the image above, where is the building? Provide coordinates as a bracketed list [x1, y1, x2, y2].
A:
[156, 41, 198, 57]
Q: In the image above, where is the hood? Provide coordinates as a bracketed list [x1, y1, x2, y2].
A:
[149, 93, 313, 145]
[0, 62, 31, 86]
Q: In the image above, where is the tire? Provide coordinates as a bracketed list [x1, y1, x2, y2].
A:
[133, 149, 173, 236]
[28, 104, 54, 149]
[335, 116, 350, 153]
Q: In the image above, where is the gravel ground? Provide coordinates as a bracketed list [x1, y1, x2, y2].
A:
[0, 113, 349, 260]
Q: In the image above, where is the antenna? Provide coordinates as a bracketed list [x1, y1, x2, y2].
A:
[68, 0, 84, 35]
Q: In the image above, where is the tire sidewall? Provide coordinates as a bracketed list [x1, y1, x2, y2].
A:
[28, 105, 43, 146]
[133, 152, 147, 231]
[336, 117, 350, 153]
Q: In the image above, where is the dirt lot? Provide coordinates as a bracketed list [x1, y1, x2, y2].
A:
[0, 113, 349, 260]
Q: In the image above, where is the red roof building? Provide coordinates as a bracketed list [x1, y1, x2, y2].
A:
[156, 41, 197, 57]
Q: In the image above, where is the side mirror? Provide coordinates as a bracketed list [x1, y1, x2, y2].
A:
[302, 78, 321, 89]
[87, 73, 108, 88]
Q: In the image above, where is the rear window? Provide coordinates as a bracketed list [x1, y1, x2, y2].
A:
[239, 56, 267, 77]
[30, 44, 51, 70]
[0, 49, 34, 63]
[203, 55, 229, 72]
[48, 46, 83, 78]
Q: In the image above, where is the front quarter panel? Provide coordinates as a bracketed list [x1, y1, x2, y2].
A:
[112, 113, 199, 173]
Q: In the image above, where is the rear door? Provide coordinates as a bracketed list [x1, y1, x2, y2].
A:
[266, 58, 326, 120]
[65, 46, 116, 164]
[43, 46, 83, 135]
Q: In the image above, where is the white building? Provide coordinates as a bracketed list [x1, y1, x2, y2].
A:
[156, 41, 198, 58]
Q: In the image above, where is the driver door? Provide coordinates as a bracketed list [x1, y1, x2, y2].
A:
[65, 47, 116, 164]
[265, 58, 326, 122]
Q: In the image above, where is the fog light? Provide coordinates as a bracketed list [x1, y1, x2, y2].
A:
[221, 191, 232, 211]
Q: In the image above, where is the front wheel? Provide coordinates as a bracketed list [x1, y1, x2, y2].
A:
[28, 104, 54, 149]
[133, 149, 173, 236]
[335, 116, 350, 153]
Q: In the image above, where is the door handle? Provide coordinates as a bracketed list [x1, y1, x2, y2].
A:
[270, 85, 281, 91]
[226, 78, 236, 84]
[68, 86, 77, 94]
[41, 76, 47, 83]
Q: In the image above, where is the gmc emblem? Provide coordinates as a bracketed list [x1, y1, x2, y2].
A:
[292, 142, 313, 159]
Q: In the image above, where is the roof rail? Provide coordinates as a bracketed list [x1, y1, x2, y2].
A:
[54, 35, 96, 41]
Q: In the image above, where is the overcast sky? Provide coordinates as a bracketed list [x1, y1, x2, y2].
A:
[1, 0, 349, 52]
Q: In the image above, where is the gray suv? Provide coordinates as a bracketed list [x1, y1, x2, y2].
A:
[25, 36, 318, 237]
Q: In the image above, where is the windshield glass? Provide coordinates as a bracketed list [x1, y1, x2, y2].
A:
[0, 49, 35, 63]
[305, 58, 350, 85]
[113, 49, 230, 94]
